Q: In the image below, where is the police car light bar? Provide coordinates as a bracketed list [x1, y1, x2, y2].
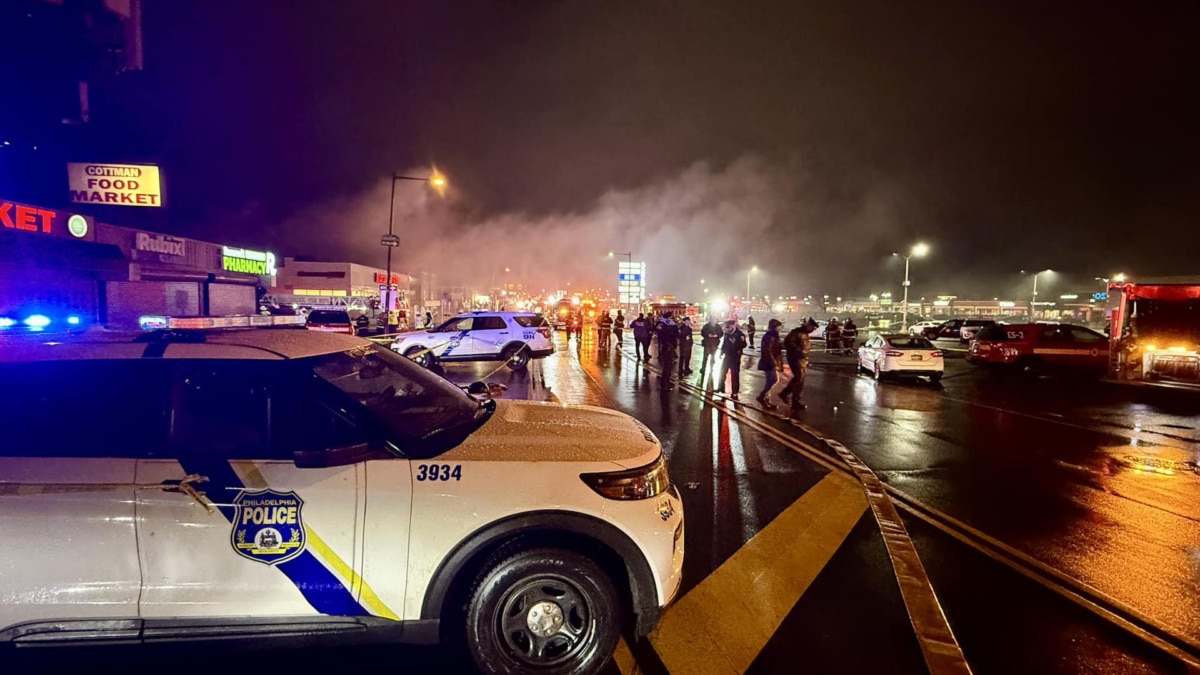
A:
[139, 315, 306, 331]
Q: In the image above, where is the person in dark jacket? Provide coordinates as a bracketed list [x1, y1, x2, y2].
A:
[598, 312, 614, 349]
[677, 316, 694, 376]
[630, 313, 651, 361]
[613, 311, 625, 346]
[746, 316, 757, 347]
[756, 319, 784, 409]
[700, 317, 722, 373]
[841, 317, 858, 354]
[655, 313, 680, 389]
[780, 320, 813, 415]
[716, 320, 747, 398]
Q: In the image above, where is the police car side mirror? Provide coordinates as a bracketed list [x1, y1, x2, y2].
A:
[293, 442, 392, 469]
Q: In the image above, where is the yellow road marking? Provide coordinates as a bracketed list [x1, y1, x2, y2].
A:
[614, 637, 639, 675]
[648, 471, 867, 674]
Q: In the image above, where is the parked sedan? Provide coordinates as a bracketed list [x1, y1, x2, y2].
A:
[858, 334, 945, 382]
[907, 320, 942, 336]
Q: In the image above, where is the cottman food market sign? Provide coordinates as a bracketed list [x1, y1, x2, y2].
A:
[68, 162, 162, 207]
[222, 246, 276, 276]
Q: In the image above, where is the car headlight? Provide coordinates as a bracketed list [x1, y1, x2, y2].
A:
[581, 454, 670, 500]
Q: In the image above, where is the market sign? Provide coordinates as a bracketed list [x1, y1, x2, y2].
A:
[0, 199, 95, 241]
[136, 232, 185, 257]
[67, 162, 162, 207]
[222, 246, 276, 276]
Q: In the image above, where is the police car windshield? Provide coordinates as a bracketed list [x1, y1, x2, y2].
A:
[309, 343, 487, 456]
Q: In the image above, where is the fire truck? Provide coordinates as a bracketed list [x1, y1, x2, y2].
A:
[1106, 278, 1200, 386]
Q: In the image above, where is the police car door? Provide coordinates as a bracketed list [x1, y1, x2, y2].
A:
[434, 316, 476, 359]
[0, 359, 161, 638]
[466, 315, 509, 357]
[135, 361, 372, 622]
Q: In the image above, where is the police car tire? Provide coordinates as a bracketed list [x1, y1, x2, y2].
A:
[465, 547, 620, 675]
[405, 346, 432, 368]
[503, 344, 531, 370]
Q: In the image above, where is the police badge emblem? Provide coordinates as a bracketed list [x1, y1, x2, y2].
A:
[231, 490, 306, 565]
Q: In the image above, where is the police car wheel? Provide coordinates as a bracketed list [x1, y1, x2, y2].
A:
[404, 346, 432, 368]
[466, 547, 620, 675]
[504, 345, 531, 370]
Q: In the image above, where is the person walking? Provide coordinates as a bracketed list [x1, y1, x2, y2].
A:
[655, 312, 680, 389]
[613, 311, 625, 348]
[598, 312, 613, 349]
[700, 316, 722, 373]
[678, 316, 694, 376]
[630, 313, 651, 361]
[756, 319, 784, 410]
[746, 316, 757, 348]
[423, 311, 434, 329]
[780, 319, 813, 415]
[716, 319, 747, 398]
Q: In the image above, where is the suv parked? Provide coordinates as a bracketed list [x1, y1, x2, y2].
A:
[968, 323, 1108, 374]
[391, 311, 553, 369]
[0, 323, 683, 675]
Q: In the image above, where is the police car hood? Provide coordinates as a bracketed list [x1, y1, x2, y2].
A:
[443, 400, 660, 468]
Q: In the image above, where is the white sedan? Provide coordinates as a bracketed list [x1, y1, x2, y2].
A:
[907, 320, 942, 336]
[858, 334, 944, 382]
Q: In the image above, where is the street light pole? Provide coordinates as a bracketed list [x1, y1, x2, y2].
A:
[382, 171, 447, 332]
[746, 265, 757, 308]
[1029, 268, 1052, 320]
[609, 251, 632, 316]
[895, 243, 928, 333]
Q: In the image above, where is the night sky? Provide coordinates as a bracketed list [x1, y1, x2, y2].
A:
[97, 0, 1200, 298]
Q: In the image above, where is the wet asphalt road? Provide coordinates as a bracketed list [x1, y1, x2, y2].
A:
[442, 330, 1199, 673]
[14, 330, 1199, 674]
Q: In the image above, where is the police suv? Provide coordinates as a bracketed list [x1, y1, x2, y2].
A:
[0, 317, 684, 675]
[391, 311, 553, 370]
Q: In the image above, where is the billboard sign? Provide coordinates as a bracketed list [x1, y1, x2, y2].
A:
[68, 162, 162, 207]
[618, 261, 646, 305]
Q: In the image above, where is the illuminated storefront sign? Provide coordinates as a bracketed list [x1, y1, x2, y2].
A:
[136, 232, 186, 257]
[373, 272, 402, 284]
[68, 163, 162, 207]
[0, 199, 95, 241]
[222, 246, 276, 276]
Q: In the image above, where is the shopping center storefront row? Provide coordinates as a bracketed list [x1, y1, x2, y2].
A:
[0, 198, 273, 330]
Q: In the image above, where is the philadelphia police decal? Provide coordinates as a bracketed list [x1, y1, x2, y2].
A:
[231, 490, 306, 565]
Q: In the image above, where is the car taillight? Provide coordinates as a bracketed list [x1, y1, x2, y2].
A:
[885, 350, 904, 357]
[580, 454, 670, 501]
[931, 350, 943, 357]
[537, 327, 550, 338]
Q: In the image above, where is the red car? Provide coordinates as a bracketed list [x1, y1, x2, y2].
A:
[968, 323, 1108, 374]
[304, 309, 354, 335]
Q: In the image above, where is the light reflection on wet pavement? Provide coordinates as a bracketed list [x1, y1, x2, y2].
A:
[427, 330, 1200, 671]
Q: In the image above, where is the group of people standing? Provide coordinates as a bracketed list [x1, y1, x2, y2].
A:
[591, 310, 812, 414]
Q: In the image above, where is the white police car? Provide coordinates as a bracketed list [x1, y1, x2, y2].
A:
[0, 318, 683, 675]
[391, 311, 553, 370]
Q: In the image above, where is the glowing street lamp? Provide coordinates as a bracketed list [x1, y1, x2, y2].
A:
[1026, 269, 1053, 319]
[746, 265, 758, 302]
[382, 169, 448, 330]
[892, 243, 929, 332]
